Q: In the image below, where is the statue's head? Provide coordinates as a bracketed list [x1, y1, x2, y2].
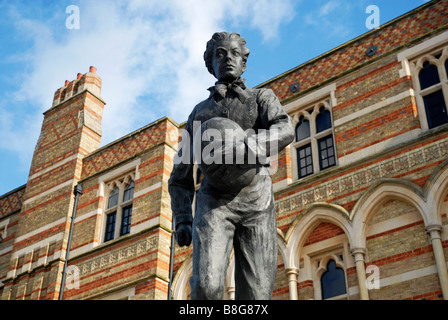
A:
[204, 32, 250, 82]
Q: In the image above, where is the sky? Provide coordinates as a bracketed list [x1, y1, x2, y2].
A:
[0, 0, 431, 196]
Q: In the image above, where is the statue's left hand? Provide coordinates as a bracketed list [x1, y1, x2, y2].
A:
[176, 222, 192, 247]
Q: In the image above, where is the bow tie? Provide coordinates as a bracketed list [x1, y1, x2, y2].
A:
[211, 78, 249, 102]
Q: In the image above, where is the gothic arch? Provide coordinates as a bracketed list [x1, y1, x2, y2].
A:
[351, 178, 429, 249]
[171, 230, 289, 300]
[171, 254, 193, 300]
[284, 202, 353, 270]
[316, 254, 345, 278]
[277, 228, 289, 269]
[314, 253, 348, 300]
[425, 158, 448, 226]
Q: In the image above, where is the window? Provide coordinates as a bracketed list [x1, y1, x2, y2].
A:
[103, 174, 135, 243]
[318, 135, 336, 170]
[419, 61, 440, 89]
[60, 89, 66, 101]
[108, 185, 119, 208]
[418, 60, 448, 129]
[312, 251, 349, 300]
[321, 259, 347, 299]
[0, 221, 7, 248]
[296, 116, 310, 141]
[411, 47, 448, 130]
[316, 107, 332, 133]
[120, 205, 133, 236]
[292, 100, 337, 179]
[297, 143, 313, 178]
[423, 90, 447, 128]
[104, 212, 116, 242]
[73, 81, 80, 95]
[123, 180, 134, 202]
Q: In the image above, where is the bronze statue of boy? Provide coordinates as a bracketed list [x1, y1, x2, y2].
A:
[168, 32, 294, 300]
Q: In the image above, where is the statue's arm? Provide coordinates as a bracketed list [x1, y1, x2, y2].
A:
[168, 114, 195, 245]
[248, 89, 295, 161]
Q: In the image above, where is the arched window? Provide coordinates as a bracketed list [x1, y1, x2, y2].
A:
[293, 100, 337, 180]
[296, 116, 313, 178]
[296, 116, 310, 141]
[108, 185, 119, 208]
[103, 174, 135, 243]
[123, 180, 134, 202]
[316, 107, 332, 133]
[321, 260, 347, 299]
[60, 89, 67, 101]
[73, 81, 80, 95]
[417, 60, 448, 129]
[120, 180, 134, 236]
[419, 61, 440, 90]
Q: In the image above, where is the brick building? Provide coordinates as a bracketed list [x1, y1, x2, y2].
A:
[1, 0, 448, 300]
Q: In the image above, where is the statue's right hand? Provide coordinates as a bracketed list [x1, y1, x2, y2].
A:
[176, 222, 192, 247]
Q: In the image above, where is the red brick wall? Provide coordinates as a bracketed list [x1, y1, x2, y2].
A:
[366, 199, 442, 300]
[260, 0, 448, 103]
[304, 223, 345, 247]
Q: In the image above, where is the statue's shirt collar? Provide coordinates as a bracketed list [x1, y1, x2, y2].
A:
[207, 78, 250, 103]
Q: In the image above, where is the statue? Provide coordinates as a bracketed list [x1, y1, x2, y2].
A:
[168, 32, 295, 300]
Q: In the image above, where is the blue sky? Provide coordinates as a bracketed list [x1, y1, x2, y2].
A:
[0, 0, 430, 196]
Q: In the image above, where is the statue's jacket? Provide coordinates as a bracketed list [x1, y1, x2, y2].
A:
[168, 83, 295, 228]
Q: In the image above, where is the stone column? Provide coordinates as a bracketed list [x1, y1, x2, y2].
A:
[351, 248, 369, 300]
[286, 267, 299, 300]
[426, 225, 448, 300]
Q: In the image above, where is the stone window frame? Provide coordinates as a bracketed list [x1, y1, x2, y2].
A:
[290, 96, 338, 181]
[102, 172, 135, 243]
[397, 30, 448, 132]
[0, 219, 9, 247]
[98, 287, 136, 300]
[309, 245, 350, 300]
[410, 45, 448, 131]
[98, 159, 140, 245]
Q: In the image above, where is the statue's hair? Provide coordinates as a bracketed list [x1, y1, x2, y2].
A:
[203, 32, 250, 77]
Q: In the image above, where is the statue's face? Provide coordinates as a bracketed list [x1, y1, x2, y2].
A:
[212, 39, 246, 82]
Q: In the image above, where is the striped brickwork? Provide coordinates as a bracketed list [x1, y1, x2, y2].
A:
[1, 0, 448, 301]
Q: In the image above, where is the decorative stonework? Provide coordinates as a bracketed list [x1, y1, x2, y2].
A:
[262, 0, 448, 103]
[76, 235, 157, 276]
[0, 187, 25, 217]
[81, 120, 172, 178]
[276, 137, 448, 217]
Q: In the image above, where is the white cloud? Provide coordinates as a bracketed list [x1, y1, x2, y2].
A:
[303, 0, 352, 38]
[0, 0, 294, 194]
[318, 0, 340, 17]
[0, 107, 41, 169]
